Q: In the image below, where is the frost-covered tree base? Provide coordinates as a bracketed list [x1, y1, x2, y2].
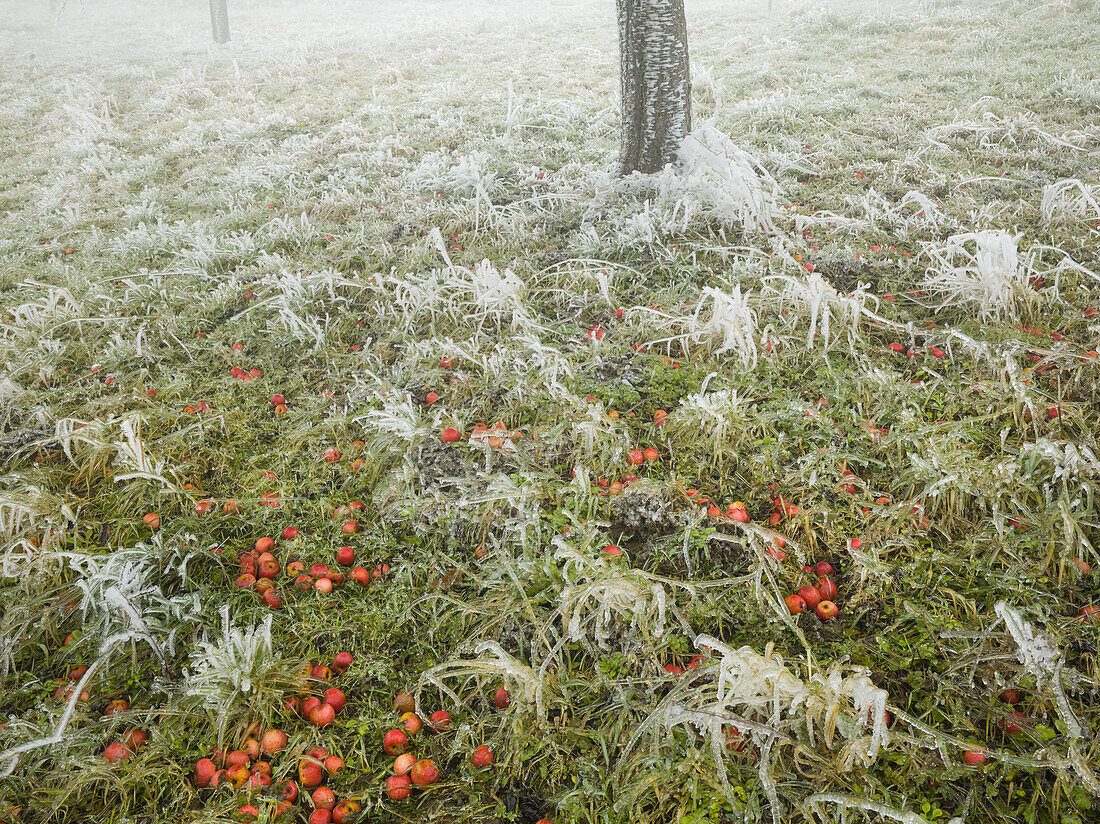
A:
[616, 0, 692, 175]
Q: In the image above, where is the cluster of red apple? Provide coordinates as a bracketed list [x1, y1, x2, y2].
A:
[626, 446, 660, 466]
[53, 664, 92, 703]
[229, 364, 264, 381]
[321, 443, 366, 473]
[283, 653, 353, 728]
[193, 735, 358, 823]
[784, 561, 840, 621]
[234, 535, 286, 609]
[102, 728, 148, 763]
[593, 472, 639, 497]
[381, 691, 450, 800]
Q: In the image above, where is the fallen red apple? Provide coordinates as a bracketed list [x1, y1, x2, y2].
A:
[278, 779, 299, 803]
[226, 750, 251, 769]
[383, 729, 410, 755]
[260, 728, 287, 756]
[797, 585, 822, 609]
[816, 577, 838, 601]
[332, 652, 353, 673]
[336, 546, 355, 566]
[441, 427, 461, 443]
[323, 754, 344, 777]
[323, 688, 346, 713]
[816, 600, 839, 621]
[393, 692, 415, 715]
[281, 526, 299, 540]
[471, 745, 494, 768]
[310, 703, 336, 727]
[298, 758, 324, 788]
[393, 752, 417, 775]
[494, 687, 510, 709]
[962, 747, 987, 766]
[385, 774, 412, 801]
[311, 786, 337, 810]
[194, 757, 217, 786]
[399, 711, 421, 734]
[785, 594, 806, 615]
[332, 801, 360, 824]
[428, 709, 452, 733]
[410, 758, 440, 786]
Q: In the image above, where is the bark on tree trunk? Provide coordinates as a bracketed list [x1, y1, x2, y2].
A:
[616, 0, 691, 176]
[210, 0, 231, 44]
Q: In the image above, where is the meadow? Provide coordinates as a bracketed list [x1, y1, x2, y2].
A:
[1, 0, 1099, 822]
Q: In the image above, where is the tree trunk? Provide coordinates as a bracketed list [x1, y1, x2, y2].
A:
[210, 0, 231, 44]
[616, 0, 691, 176]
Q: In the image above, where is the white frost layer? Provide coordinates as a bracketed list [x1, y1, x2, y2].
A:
[657, 123, 779, 234]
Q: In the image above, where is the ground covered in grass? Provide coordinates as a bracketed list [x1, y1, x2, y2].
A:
[1, 0, 1099, 822]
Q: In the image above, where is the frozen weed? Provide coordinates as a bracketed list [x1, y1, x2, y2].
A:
[922, 231, 1039, 323]
[657, 123, 780, 235]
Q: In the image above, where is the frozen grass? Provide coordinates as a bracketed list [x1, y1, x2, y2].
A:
[1, 0, 1099, 823]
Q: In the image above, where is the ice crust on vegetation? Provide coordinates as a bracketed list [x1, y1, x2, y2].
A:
[185, 606, 276, 706]
[553, 535, 683, 652]
[621, 635, 893, 824]
[922, 231, 1037, 323]
[658, 123, 779, 234]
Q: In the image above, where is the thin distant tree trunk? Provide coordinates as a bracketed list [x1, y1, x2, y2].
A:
[210, 0, 231, 44]
[616, 0, 692, 176]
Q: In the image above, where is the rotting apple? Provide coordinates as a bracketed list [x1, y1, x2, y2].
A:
[410, 758, 440, 786]
[393, 691, 415, 715]
[399, 711, 421, 734]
